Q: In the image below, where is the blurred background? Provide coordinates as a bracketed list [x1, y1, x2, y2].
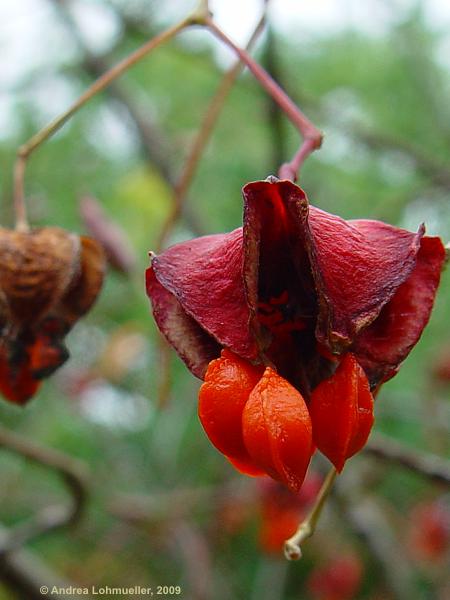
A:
[0, 1, 449, 599]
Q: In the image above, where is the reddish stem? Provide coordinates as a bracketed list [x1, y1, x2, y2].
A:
[278, 138, 318, 181]
[206, 19, 322, 181]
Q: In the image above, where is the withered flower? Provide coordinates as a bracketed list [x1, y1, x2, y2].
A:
[0, 227, 105, 405]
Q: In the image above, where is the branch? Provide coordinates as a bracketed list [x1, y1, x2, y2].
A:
[50, 0, 174, 185]
[192, 0, 213, 21]
[156, 4, 269, 251]
[205, 18, 323, 181]
[364, 433, 450, 485]
[39, 0, 207, 237]
[13, 8, 202, 231]
[0, 425, 89, 554]
[250, 70, 450, 192]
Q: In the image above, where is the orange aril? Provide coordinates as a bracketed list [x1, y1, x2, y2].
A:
[309, 353, 374, 472]
[242, 367, 313, 493]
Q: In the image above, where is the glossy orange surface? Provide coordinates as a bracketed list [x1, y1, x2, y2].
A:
[198, 349, 264, 473]
[242, 367, 313, 493]
[309, 353, 374, 472]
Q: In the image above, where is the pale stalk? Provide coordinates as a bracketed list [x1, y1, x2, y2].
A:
[284, 467, 337, 560]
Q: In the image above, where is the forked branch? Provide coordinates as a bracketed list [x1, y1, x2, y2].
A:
[205, 18, 323, 181]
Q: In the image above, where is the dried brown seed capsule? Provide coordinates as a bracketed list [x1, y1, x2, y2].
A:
[0, 226, 105, 405]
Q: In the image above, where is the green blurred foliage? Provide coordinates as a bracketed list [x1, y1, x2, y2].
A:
[0, 1, 449, 599]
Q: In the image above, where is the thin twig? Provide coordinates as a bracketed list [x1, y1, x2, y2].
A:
[364, 433, 450, 485]
[192, 0, 213, 20]
[248, 65, 450, 191]
[13, 157, 27, 232]
[13, 15, 195, 230]
[51, 0, 175, 183]
[206, 18, 323, 182]
[156, 5, 269, 251]
[50, 0, 204, 235]
[284, 467, 337, 560]
[0, 425, 89, 553]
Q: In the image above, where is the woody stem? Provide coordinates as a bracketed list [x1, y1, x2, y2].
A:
[284, 467, 337, 560]
[205, 18, 323, 182]
[13, 157, 27, 232]
[195, 0, 211, 17]
[12, 15, 199, 232]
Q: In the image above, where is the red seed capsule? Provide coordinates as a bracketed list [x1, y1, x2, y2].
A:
[242, 367, 313, 493]
[309, 353, 374, 472]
